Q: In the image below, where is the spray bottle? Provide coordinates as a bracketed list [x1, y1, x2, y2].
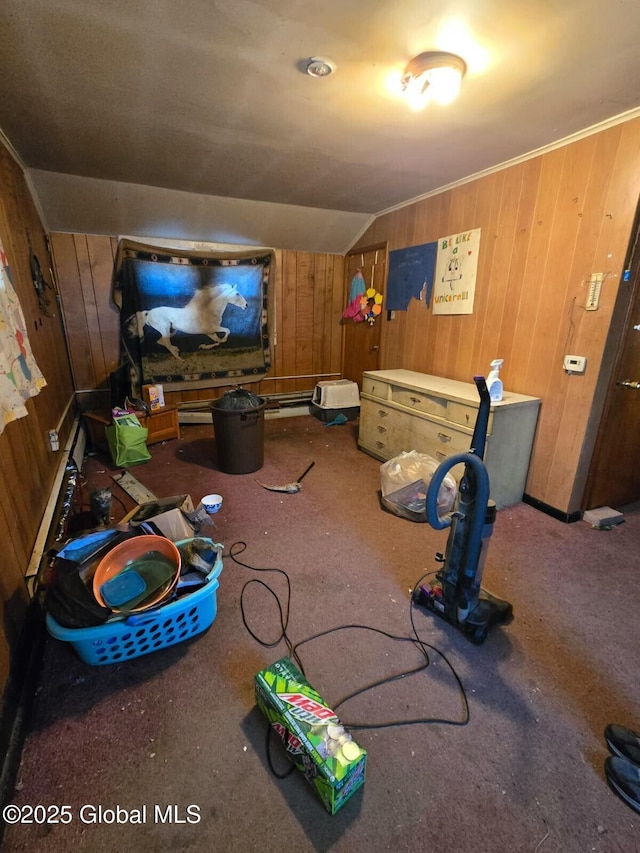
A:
[487, 359, 504, 402]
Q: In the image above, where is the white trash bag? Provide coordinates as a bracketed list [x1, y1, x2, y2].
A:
[380, 450, 457, 522]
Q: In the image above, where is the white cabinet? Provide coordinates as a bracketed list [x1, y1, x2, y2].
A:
[358, 369, 541, 509]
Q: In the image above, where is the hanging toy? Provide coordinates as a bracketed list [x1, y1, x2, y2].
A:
[348, 268, 366, 303]
[359, 287, 383, 325]
[342, 268, 368, 321]
[342, 269, 383, 325]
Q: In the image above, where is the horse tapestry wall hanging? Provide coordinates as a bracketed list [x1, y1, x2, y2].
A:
[112, 240, 273, 391]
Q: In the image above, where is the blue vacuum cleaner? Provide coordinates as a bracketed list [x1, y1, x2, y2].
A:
[412, 376, 513, 645]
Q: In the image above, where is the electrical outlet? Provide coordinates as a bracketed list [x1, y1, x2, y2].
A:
[48, 429, 59, 451]
[563, 355, 587, 374]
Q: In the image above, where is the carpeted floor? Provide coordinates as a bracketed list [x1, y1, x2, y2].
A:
[3, 414, 639, 852]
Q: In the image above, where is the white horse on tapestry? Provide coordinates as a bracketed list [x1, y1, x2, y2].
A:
[129, 283, 248, 359]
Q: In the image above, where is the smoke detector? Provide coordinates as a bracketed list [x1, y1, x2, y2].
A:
[305, 57, 336, 78]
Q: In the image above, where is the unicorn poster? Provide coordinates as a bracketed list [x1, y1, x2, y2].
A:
[432, 228, 481, 315]
[113, 241, 272, 391]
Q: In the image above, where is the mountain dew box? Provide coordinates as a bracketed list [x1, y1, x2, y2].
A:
[254, 656, 366, 814]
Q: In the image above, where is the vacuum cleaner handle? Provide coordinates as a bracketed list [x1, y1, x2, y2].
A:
[470, 376, 490, 459]
[426, 452, 490, 524]
[426, 451, 491, 579]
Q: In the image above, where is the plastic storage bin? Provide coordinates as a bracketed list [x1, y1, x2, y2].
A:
[312, 380, 360, 409]
[46, 541, 223, 665]
[311, 379, 360, 423]
[211, 388, 266, 474]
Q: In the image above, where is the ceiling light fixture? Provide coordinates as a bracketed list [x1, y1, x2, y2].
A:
[401, 51, 466, 109]
[305, 57, 336, 78]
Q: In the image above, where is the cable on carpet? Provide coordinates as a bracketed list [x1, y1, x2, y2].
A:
[226, 541, 469, 733]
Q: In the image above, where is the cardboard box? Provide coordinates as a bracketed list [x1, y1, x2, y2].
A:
[142, 384, 165, 411]
[255, 656, 366, 814]
[121, 495, 197, 541]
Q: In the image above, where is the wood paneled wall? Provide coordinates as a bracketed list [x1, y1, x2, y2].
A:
[0, 142, 75, 690]
[271, 250, 345, 396]
[354, 118, 640, 514]
[49, 236, 346, 406]
[45, 119, 640, 516]
[48, 234, 120, 394]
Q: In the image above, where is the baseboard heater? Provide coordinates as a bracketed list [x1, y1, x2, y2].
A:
[25, 416, 85, 594]
[0, 416, 86, 835]
[178, 389, 314, 424]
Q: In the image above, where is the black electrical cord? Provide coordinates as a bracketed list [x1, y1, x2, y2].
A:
[292, 620, 469, 730]
[227, 541, 470, 732]
[265, 725, 297, 779]
[230, 541, 306, 674]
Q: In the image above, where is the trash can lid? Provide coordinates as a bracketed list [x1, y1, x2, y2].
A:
[213, 386, 264, 410]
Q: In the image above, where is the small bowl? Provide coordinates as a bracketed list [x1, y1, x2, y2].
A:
[201, 493, 223, 514]
[92, 534, 181, 613]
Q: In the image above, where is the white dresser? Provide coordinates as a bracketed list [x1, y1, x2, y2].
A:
[359, 369, 541, 508]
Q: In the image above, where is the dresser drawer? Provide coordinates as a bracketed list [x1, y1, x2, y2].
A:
[447, 401, 493, 432]
[363, 372, 495, 432]
[390, 384, 449, 418]
[362, 375, 390, 401]
[358, 399, 413, 458]
[359, 396, 397, 426]
[410, 416, 472, 453]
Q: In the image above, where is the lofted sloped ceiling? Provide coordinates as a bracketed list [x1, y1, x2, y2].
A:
[1, 0, 640, 253]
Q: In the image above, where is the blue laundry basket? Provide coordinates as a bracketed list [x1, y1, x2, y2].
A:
[46, 540, 223, 665]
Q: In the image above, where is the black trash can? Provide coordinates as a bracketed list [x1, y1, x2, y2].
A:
[211, 387, 266, 474]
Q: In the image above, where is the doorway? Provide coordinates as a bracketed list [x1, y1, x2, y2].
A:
[342, 244, 387, 388]
[583, 204, 640, 509]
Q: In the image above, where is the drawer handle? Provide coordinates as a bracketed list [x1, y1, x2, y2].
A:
[436, 451, 446, 460]
[375, 440, 386, 449]
[377, 409, 389, 417]
[437, 432, 452, 443]
[410, 396, 421, 405]
[376, 425, 387, 434]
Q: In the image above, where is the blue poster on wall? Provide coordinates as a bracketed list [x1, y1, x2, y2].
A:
[387, 242, 438, 311]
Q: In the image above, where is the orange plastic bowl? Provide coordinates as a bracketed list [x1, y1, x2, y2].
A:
[92, 535, 181, 613]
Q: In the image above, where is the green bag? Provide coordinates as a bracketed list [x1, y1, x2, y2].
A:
[105, 413, 151, 467]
